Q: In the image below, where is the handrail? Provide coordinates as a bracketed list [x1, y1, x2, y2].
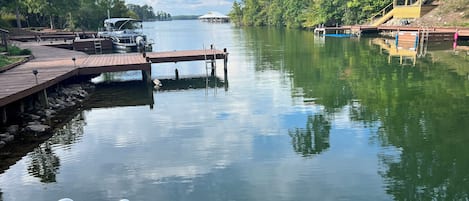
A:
[0, 28, 9, 33]
[369, 2, 394, 24]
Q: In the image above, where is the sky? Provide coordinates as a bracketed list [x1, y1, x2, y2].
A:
[125, 0, 234, 16]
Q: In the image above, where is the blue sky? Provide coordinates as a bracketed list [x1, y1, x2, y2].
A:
[125, 0, 234, 15]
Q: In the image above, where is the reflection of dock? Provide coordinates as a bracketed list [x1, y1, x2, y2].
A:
[84, 81, 154, 109]
[157, 76, 226, 91]
[372, 37, 418, 65]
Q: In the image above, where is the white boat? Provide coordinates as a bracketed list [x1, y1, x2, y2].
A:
[97, 18, 152, 52]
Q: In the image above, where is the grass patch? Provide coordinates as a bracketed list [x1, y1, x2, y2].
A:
[0, 55, 22, 69]
[0, 45, 32, 56]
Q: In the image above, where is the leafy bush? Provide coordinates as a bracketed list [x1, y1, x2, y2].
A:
[0, 13, 18, 27]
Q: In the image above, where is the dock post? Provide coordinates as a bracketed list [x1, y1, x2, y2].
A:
[38, 89, 49, 108]
[1, 107, 7, 124]
[20, 101, 25, 113]
[142, 70, 151, 83]
[175, 68, 179, 80]
[211, 60, 216, 77]
[210, 45, 216, 76]
[223, 48, 229, 91]
[141, 63, 152, 84]
[223, 48, 228, 74]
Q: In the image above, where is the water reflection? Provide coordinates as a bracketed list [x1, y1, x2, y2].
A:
[86, 80, 154, 109]
[289, 114, 331, 157]
[157, 76, 226, 91]
[2, 21, 469, 200]
[27, 113, 85, 183]
[349, 39, 469, 200]
[27, 143, 60, 183]
[243, 26, 469, 200]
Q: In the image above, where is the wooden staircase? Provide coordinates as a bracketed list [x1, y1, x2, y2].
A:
[370, 0, 437, 26]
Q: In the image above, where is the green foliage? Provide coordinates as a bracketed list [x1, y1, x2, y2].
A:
[0, 0, 167, 30]
[0, 13, 16, 28]
[230, 0, 393, 28]
[0, 55, 22, 68]
[127, 4, 171, 21]
[0, 45, 31, 55]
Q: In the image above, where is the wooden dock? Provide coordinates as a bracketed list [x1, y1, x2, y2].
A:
[0, 42, 228, 123]
[313, 25, 469, 40]
[146, 49, 227, 63]
[313, 25, 378, 35]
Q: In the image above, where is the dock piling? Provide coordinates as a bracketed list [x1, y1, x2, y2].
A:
[175, 68, 179, 80]
[38, 89, 49, 108]
[141, 69, 151, 83]
[223, 48, 228, 74]
[1, 107, 6, 124]
[20, 101, 25, 113]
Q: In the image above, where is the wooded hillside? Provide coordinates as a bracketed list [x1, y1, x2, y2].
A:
[229, 0, 392, 28]
[229, 0, 469, 28]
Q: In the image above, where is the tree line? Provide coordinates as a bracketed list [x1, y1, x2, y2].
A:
[127, 4, 171, 21]
[229, 0, 392, 28]
[0, 0, 171, 30]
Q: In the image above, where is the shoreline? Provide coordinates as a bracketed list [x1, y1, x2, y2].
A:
[0, 82, 95, 150]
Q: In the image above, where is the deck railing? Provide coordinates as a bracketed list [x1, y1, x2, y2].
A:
[369, 2, 394, 25]
[369, 0, 428, 26]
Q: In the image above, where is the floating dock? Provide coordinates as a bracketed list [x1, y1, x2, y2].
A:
[0, 42, 228, 123]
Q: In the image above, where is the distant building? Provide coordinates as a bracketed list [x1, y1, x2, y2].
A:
[198, 11, 230, 23]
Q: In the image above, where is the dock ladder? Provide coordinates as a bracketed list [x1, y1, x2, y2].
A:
[204, 44, 217, 77]
[418, 27, 430, 57]
[94, 39, 102, 54]
[204, 44, 218, 95]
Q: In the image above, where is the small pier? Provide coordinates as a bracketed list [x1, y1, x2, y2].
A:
[314, 25, 378, 36]
[313, 25, 469, 40]
[0, 42, 228, 124]
[146, 49, 227, 63]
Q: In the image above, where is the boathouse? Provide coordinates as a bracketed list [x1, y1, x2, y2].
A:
[199, 12, 230, 23]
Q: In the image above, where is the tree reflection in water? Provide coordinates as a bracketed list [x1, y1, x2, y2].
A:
[27, 112, 85, 183]
[289, 114, 331, 157]
[27, 143, 60, 183]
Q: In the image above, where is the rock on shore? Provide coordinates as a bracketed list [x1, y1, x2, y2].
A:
[0, 83, 94, 148]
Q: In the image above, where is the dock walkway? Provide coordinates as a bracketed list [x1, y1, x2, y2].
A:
[0, 42, 228, 111]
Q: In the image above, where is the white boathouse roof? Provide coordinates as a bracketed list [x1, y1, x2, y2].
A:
[198, 11, 229, 19]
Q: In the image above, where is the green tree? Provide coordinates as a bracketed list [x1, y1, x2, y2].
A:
[229, 1, 243, 25]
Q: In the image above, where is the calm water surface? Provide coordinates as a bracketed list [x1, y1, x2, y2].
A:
[1, 20, 469, 201]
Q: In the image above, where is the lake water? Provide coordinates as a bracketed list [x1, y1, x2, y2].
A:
[1, 20, 469, 201]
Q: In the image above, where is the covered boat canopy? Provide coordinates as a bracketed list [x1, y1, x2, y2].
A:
[103, 18, 143, 31]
